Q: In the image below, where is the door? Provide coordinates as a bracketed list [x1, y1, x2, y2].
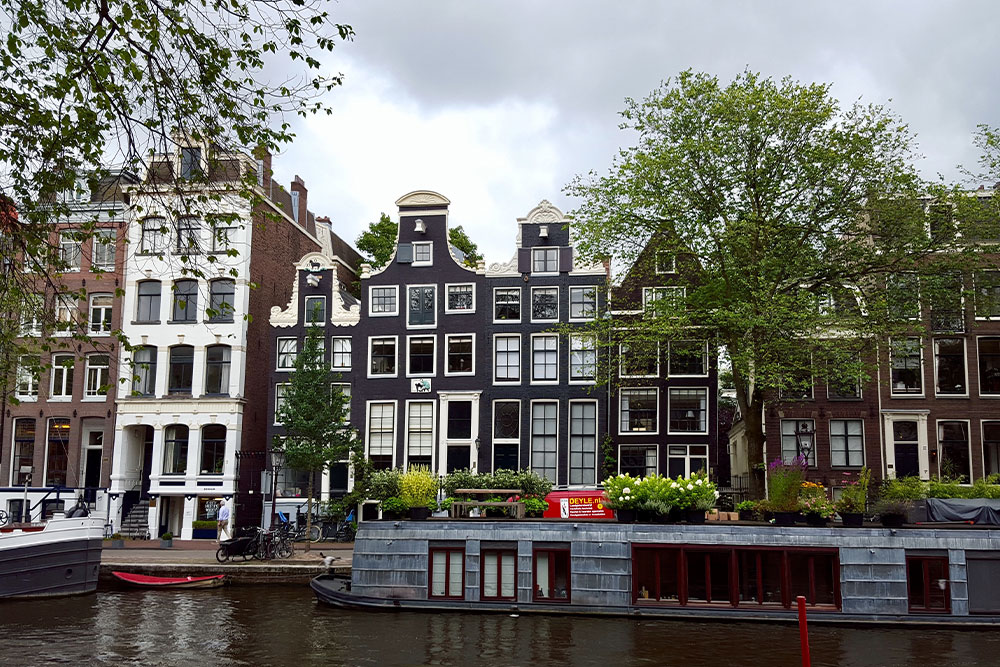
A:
[408, 286, 435, 326]
[894, 443, 919, 478]
[141, 427, 154, 498]
[447, 446, 470, 473]
[84, 449, 102, 502]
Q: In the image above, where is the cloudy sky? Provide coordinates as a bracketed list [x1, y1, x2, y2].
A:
[269, 0, 1000, 265]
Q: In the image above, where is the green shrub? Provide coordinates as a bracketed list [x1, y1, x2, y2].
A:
[765, 458, 805, 511]
[515, 469, 553, 497]
[160, 532, 173, 540]
[602, 474, 639, 510]
[735, 500, 756, 512]
[368, 468, 403, 501]
[380, 496, 409, 514]
[442, 468, 479, 496]
[523, 497, 549, 516]
[400, 466, 438, 508]
[191, 520, 217, 530]
[881, 476, 926, 501]
[836, 467, 871, 514]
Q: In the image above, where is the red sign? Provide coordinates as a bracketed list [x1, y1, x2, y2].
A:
[541, 490, 614, 519]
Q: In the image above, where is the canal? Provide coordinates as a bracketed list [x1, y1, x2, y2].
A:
[3, 587, 1000, 666]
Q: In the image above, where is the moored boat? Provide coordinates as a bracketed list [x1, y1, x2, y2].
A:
[0, 514, 104, 599]
[112, 571, 226, 589]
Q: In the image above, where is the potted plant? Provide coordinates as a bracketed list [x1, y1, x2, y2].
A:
[602, 474, 639, 522]
[191, 520, 218, 540]
[735, 500, 757, 522]
[800, 494, 836, 526]
[380, 496, 408, 520]
[523, 497, 548, 518]
[109, 532, 125, 549]
[875, 498, 911, 528]
[836, 467, 871, 527]
[401, 466, 438, 520]
[159, 532, 173, 548]
[681, 473, 718, 524]
[765, 457, 806, 525]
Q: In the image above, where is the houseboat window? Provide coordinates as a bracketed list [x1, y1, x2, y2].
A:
[966, 556, 1000, 614]
[788, 552, 838, 606]
[737, 550, 784, 606]
[685, 550, 733, 604]
[906, 555, 950, 613]
[482, 549, 517, 601]
[429, 547, 464, 599]
[534, 548, 570, 602]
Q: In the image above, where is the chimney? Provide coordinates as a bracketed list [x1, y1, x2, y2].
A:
[252, 147, 272, 194]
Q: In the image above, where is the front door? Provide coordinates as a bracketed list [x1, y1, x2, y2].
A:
[447, 446, 470, 473]
[141, 427, 154, 498]
[84, 449, 102, 502]
[895, 443, 920, 478]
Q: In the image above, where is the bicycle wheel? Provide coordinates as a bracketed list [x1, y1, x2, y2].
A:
[308, 525, 322, 542]
[277, 539, 293, 559]
[215, 547, 228, 563]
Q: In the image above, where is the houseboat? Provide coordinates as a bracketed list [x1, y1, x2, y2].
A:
[312, 519, 1000, 625]
[0, 514, 104, 599]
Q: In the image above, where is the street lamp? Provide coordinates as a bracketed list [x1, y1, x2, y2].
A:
[793, 420, 815, 469]
[268, 447, 285, 528]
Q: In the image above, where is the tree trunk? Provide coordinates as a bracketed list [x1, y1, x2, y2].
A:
[744, 406, 767, 499]
[305, 475, 313, 553]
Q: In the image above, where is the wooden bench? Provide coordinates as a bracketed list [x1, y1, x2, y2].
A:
[450, 489, 525, 520]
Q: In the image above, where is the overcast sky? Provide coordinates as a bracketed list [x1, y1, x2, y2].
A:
[269, 0, 1000, 265]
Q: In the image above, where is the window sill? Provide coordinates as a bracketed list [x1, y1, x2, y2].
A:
[14, 396, 38, 402]
[167, 320, 198, 325]
[82, 396, 107, 402]
[367, 374, 399, 379]
[131, 320, 161, 325]
[619, 430, 659, 436]
[207, 319, 235, 324]
[369, 312, 399, 317]
[444, 309, 476, 315]
[48, 396, 73, 402]
[890, 393, 925, 398]
[493, 319, 522, 325]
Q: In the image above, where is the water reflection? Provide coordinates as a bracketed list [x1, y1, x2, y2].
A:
[2, 588, 1000, 666]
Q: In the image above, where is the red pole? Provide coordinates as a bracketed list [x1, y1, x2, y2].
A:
[797, 595, 811, 667]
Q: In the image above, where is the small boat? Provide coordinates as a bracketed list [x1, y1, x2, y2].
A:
[0, 514, 104, 599]
[112, 571, 226, 589]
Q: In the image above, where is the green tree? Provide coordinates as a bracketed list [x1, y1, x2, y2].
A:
[567, 70, 987, 498]
[275, 321, 353, 551]
[356, 214, 483, 269]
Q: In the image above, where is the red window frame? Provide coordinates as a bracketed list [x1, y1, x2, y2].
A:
[428, 547, 465, 600]
[481, 548, 518, 601]
[906, 555, 950, 613]
[533, 547, 571, 603]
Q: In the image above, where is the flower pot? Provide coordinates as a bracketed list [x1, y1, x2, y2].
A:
[840, 512, 864, 527]
[773, 511, 798, 526]
[111, 539, 125, 549]
[409, 506, 431, 521]
[685, 509, 706, 524]
[738, 510, 755, 522]
[805, 513, 828, 527]
[616, 509, 637, 523]
[880, 512, 906, 528]
[382, 511, 403, 521]
[654, 511, 675, 524]
[636, 510, 655, 523]
[159, 538, 173, 549]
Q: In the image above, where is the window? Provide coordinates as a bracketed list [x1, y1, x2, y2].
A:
[54, 294, 77, 333]
[976, 271, 1000, 319]
[531, 287, 558, 321]
[620, 445, 657, 477]
[408, 336, 435, 376]
[331, 338, 351, 370]
[200, 425, 226, 474]
[938, 421, 970, 481]
[827, 366, 862, 400]
[368, 402, 396, 468]
[180, 146, 202, 179]
[643, 287, 685, 314]
[16, 355, 39, 399]
[494, 288, 520, 322]
[19, 294, 43, 336]
[934, 338, 966, 395]
[967, 555, 1000, 614]
[493, 401, 520, 470]
[534, 548, 570, 601]
[780, 419, 816, 466]
[779, 363, 814, 400]
[891, 337, 923, 395]
[569, 401, 597, 485]
[569, 336, 596, 382]
[406, 402, 434, 468]
[132, 346, 157, 396]
[205, 345, 231, 395]
[11, 419, 35, 485]
[887, 273, 921, 320]
[59, 232, 81, 271]
[304, 295, 326, 324]
[976, 338, 1000, 396]
[84, 354, 109, 398]
[162, 425, 189, 475]
[91, 229, 115, 270]
[446, 335, 473, 375]
[412, 242, 432, 266]
[494, 335, 520, 383]
[86, 294, 113, 335]
[892, 421, 921, 479]
[668, 341, 708, 376]
[830, 419, 864, 467]
[655, 251, 675, 274]
[209, 217, 236, 253]
[332, 383, 351, 423]
[140, 217, 166, 254]
[907, 556, 950, 613]
[620, 389, 657, 434]
[276, 338, 298, 370]
[136, 281, 161, 322]
[274, 383, 289, 420]
[531, 335, 558, 382]
[482, 549, 517, 601]
[930, 273, 964, 333]
[49, 354, 75, 399]
[447, 401, 472, 440]
[172, 280, 198, 322]
[168, 345, 194, 394]
[45, 418, 70, 486]
[370, 286, 398, 315]
[532, 248, 559, 274]
[408, 286, 436, 326]
[569, 287, 596, 320]
[667, 444, 708, 478]
[370, 337, 397, 376]
[668, 388, 707, 433]
[208, 280, 235, 322]
[429, 547, 464, 599]
[176, 216, 200, 254]
[530, 402, 558, 483]
[985, 422, 1000, 478]
[620, 341, 659, 378]
[446, 284, 474, 313]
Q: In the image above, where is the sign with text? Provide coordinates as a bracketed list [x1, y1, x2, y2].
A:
[542, 490, 614, 519]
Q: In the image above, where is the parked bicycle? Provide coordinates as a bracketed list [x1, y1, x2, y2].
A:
[309, 510, 356, 543]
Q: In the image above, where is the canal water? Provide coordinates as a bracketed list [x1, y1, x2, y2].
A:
[3, 587, 1000, 666]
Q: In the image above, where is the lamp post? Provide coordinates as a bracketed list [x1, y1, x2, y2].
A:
[794, 420, 816, 471]
[268, 447, 285, 528]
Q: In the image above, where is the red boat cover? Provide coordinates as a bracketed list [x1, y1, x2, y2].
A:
[112, 571, 224, 585]
[541, 490, 614, 519]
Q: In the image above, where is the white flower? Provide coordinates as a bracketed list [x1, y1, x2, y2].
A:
[623, 487, 631, 494]
[619, 496, 624, 502]
[687, 484, 694, 491]
[695, 479, 703, 486]
[714, 490, 720, 499]
[671, 482, 678, 488]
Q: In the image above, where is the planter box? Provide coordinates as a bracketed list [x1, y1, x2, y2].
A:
[110, 539, 125, 549]
[159, 538, 173, 549]
[192, 528, 216, 540]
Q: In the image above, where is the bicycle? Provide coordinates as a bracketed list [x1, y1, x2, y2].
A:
[309, 512, 356, 543]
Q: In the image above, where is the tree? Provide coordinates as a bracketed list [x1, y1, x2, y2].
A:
[567, 70, 986, 498]
[356, 215, 483, 269]
[275, 321, 353, 551]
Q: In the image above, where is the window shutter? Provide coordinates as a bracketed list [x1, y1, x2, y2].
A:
[559, 247, 573, 273]
[517, 248, 530, 273]
[397, 243, 413, 263]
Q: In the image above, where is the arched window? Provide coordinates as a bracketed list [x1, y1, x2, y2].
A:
[200, 425, 226, 475]
[172, 280, 198, 322]
[132, 346, 158, 396]
[136, 281, 161, 322]
[208, 279, 235, 322]
[204, 345, 231, 395]
[163, 425, 189, 475]
[168, 345, 194, 394]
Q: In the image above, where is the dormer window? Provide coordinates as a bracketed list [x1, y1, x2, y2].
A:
[532, 248, 558, 274]
[655, 251, 676, 274]
[180, 147, 202, 180]
[413, 242, 432, 266]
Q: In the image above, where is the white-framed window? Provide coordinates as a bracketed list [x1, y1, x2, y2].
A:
[830, 419, 864, 467]
[304, 295, 326, 324]
[84, 353, 110, 398]
[88, 293, 113, 334]
[937, 420, 971, 481]
[531, 287, 558, 322]
[667, 340, 708, 377]
[620, 341, 659, 378]
[569, 286, 597, 321]
[890, 337, 923, 396]
[446, 284, 475, 313]
[92, 229, 115, 270]
[276, 338, 298, 370]
[140, 217, 167, 254]
[49, 354, 75, 400]
[274, 383, 290, 422]
[209, 217, 236, 254]
[934, 337, 967, 396]
[332, 383, 351, 423]
[976, 271, 1000, 320]
[369, 336, 398, 377]
[369, 286, 398, 316]
[494, 287, 521, 323]
[407, 285, 436, 327]
[171, 280, 198, 323]
[887, 273, 921, 320]
[530, 401, 558, 483]
[59, 231, 82, 271]
[493, 400, 520, 471]
[619, 388, 658, 434]
[493, 334, 520, 384]
[619, 445, 657, 477]
[446, 334, 474, 375]
[642, 286, 685, 314]
[668, 388, 708, 434]
[54, 294, 77, 334]
[367, 401, 396, 467]
[20, 294, 43, 336]
[161, 424, 189, 475]
[205, 345, 231, 396]
[531, 334, 558, 383]
[405, 401, 434, 468]
[208, 279, 236, 322]
[331, 337, 351, 370]
[654, 251, 676, 274]
[412, 242, 433, 266]
[407, 335, 436, 377]
[569, 335, 596, 383]
[532, 248, 559, 274]
[666, 444, 708, 478]
[780, 419, 816, 466]
[568, 400, 597, 486]
[136, 281, 161, 323]
[16, 355, 39, 400]
[176, 215, 201, 254]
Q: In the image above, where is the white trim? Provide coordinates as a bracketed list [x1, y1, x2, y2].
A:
[882, 412, 930, 480]
[666, 386, 709, 436]
[368, 285, 399, 317]
[492, 286, 522, 324]
[403, 399, 436, 469]
[406, 283, 437, 329]
[331, 336, 352, 371]
[934, 418, 974, 482]
[932, 336, 969, 398]
[889, 336, 925, 398]
[492, 333, 521, 385]
[567, 285, 598, 322]
[83, 352, 110, 399]
[665, 443, 711, 477]
[528, 398, 559, 485]
[302, 295, 327, 325]
[568, 334, 597, 385]
[273, 382, 291, 425]
[666, 340, 710, 378]
[828, 418, 866, 468]
[367, 335, 399, 379]
[530, 247, 559, 275]
[49, 353, 75, 401]
[412, 241, 433, 267]
[529, 333, 559, 385]
[405, 334, 437, 378]
[276, 337, 298, 371]
[618, 387, 660, 436]
[567, 398, 599, 487]
[365, 400, 398, 467]
[444, 333, 476, 377]
[444, 282, 476, 314]
[529, 286, 559, 323]
[87, 292, 114, 335]
[491, 399, 521, 471]
[619, 341, 659, 379]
